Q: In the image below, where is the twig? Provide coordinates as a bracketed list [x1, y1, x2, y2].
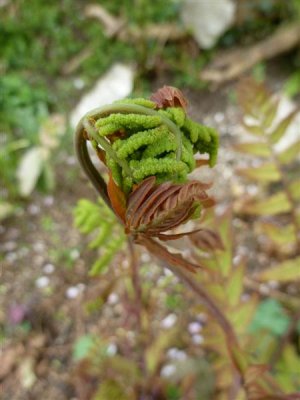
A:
[201, 22, 300, 84]
[84, 4, 187, 42]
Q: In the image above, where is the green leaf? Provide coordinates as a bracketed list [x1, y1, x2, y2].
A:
[234, 141, 271, 157]
[278, 140, 300, 164]
[242, 122, 265, 136]
[93, 380, 130, 400]
[284, 70, 300, 98]
[262, 100, 279, 129]
[289, 180, 300, 201]
[256, 221, 296, 246]
[256, 256, 300, 282]
[0, 201, 15, 221]
[73, 334, 96, 361]
[146, 328, 178, 373]
[238, 162, 280, 183]
[269, 109, 298, 144]
[226, 263, 245, 307]
[249, 299, 290, 336]
[274, 345, 300, 391]
[243, 191, 291, 216]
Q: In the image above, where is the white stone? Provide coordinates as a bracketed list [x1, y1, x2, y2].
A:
[108, 293, 119, 304]
[43, 263, 55, 274]
[70, 63, 134, 128]
[160, 364, 176, 378]
[181, 0, 236, 49]
[161, 313, 177, 329]
[66, 286, 80, 299]
[188, 321, 203, 334]
[167, 348, 187, 361]
[35, 276, 50, 289]
[106, 343, 117, 356]
[192, 334, 204, 345]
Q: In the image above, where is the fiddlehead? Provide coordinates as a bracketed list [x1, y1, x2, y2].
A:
[75, 91, 219, 195]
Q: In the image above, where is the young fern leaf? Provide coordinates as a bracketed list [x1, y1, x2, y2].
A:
[235, 78, 300, 253]
[74, 198, 125, 276]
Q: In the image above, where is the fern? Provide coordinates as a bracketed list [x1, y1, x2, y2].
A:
[74, 198, 125, 276]
[79, 98, 219, 194]
[235, 78, 300, 255]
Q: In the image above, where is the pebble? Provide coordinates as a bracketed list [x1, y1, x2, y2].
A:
[43, 196, 54, 207]
[106, 343, 117, 356]
[161, 313, 177, 329]
[188, 322, 203, 334]
[5, 252, 18, 263]
[108, 293, 119, 305]
[28, 204, 40, 215]
[160, 364, 176, 378]
[43, 263, 55, 274]
[192, 334, 204, 345]
[66, 287, 79, 299]
[35, 276, 50, 289]
[167, 348, 187, 361]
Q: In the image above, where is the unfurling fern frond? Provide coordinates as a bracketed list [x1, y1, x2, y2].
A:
[77, 87, 218, 194]
[74, 198, 125, 276]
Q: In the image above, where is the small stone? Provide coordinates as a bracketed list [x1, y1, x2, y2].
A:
[3, 241, 17, 252]
[141, 252, 151, 263]
[5, 252, 18, 263]
[66, 286, 80, 299]
[259, 284, 270, 295]
[106, 343, 117, 356]
[35, 276, 50, 289]
[167, 348, 187, 361]
[192, 334, 204, 345]
[43, 196, 54, 207]
[160, 364, 176, 378]
[33, 242, 45, 253]
[161, 313, 177, 329]
[73, 78, 85, 90]
[108, 293, 119, 304]
[28, 204, 40, 215]
[188, 322, 203, 334]
[70, 249, 80, 260]
[43, 263, 55, 274]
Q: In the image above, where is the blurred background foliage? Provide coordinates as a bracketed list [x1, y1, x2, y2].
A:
[0, 1, 300, 399]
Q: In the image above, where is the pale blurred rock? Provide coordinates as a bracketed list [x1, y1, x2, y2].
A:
[181, 0, 236, 49]
[70, 63, 134, 128]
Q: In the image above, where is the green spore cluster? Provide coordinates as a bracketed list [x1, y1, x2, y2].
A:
[92, 98, 219, 193]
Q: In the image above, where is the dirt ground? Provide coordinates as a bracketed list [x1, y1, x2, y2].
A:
[1, 61, 299, 399]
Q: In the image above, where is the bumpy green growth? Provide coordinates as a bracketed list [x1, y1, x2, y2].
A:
[91, 98, 219, 192]
[74, 199, 125, 276]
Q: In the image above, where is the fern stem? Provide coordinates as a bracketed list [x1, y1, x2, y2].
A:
[75, 121, 111, 208]
[83, 119, 133, 178]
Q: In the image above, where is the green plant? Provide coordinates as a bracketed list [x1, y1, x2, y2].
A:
[74, 86, 300, 399]
[235, 78, 300, 274]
